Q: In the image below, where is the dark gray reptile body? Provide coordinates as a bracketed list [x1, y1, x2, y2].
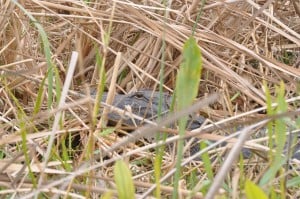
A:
[99, 90, 300, 161]
[102, 90, 172, 125]
[102, 90, 206, 129]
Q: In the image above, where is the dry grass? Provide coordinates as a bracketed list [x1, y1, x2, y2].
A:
[0, 0, 300, 198]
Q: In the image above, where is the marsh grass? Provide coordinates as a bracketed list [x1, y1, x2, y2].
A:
[0, 0, 299, 198]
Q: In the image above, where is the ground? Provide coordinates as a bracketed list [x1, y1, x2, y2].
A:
[0, 1, 299, 198]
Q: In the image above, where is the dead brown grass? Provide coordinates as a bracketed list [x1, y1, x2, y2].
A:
[0, 0, 299, 198]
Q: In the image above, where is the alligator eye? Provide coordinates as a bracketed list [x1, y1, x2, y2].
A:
[134, 92, 144, 99]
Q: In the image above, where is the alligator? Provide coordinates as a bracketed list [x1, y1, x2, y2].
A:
[88, 90, 300, 161]
[100, 90, 206, 130]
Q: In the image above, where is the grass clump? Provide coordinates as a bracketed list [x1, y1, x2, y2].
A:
[0, 0, 299, 198]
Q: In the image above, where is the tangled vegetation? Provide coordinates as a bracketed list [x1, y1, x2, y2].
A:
[0, 0, 299, 198]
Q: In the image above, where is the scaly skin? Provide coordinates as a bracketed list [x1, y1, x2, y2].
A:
[100, 90, 206, 128]
[90, 90, 300, 161]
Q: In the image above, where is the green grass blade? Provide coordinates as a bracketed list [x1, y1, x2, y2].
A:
[12, 0, 57, 109]
[175, 37, 202, 110]
[260, 81, 288, 187]
[200, 141, 214, 180]
[54, 66, 62, 105]
[101, 191, 113, 199]
[60, 134, 72, 172]
[287, 176, 300, 188]
[259, 158, 286, 186]
[263, 81, 275, 161]
[19, 113, 37, 187]
[92, 49, 105, 127]
[173, 36, 202, 199]
[191, 0, 207, 36]
[245, 180, 268, 199]
[3, 83, 38, 187]
[274, 82, 287, 154]
[114, 160, 135, 199]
